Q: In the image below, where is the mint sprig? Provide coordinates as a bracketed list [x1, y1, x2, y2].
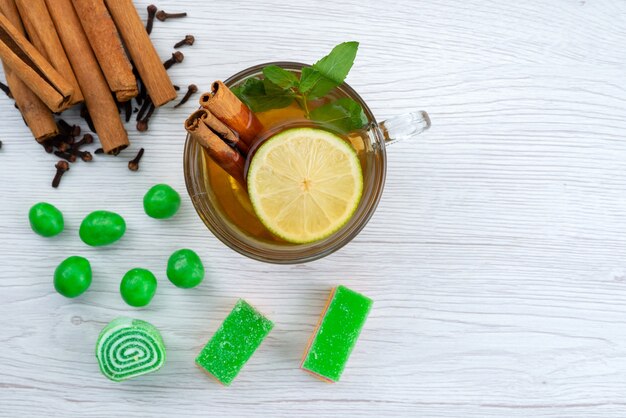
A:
[232, 41, 366, 133]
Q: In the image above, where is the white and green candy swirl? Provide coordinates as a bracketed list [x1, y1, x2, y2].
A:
[96, 318, 166, 382]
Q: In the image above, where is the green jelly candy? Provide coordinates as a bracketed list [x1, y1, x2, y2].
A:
[143, 184, 181, 219]
[301, 285, 372, 382]
[167, 249, 204, 288]
[120, 268, 157, 307]
[196, 299, 273, 386]
[79, 210, 126, 246]
[96, 317, 166, 382]
[29, 202, 64, 237]
[54, 256, 92, 298]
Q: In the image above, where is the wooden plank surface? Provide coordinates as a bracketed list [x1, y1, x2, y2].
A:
[1, 0, 626, 416]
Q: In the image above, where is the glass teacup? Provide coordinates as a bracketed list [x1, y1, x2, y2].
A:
[183, 62, 430, 264]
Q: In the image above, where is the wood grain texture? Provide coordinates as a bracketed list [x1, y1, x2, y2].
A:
[1, 0, 626, 416]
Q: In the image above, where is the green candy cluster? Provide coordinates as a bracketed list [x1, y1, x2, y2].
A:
[30, 185, 204, 308]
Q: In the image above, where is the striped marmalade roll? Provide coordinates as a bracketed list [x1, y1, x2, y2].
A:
[96, 317, 166, 382]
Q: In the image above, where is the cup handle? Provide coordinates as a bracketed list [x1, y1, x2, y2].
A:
[376, 110, 431, 147]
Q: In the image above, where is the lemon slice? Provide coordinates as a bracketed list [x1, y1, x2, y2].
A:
[247, 127, 363, 244]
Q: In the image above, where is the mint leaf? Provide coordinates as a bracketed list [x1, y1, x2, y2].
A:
[300, 42, 359, 99]
[312, 41, 359, 84]
[299, 67, 338, 99]
[262, 77, 287, 95]
[231, 78, 261, 100]
[310, 98, 368, 134]
[232, 77, 294, 112]
[263, 65, 299, 89]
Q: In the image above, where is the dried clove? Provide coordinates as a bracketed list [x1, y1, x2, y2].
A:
[174, 35, 195, 48]
[137, 82, 147, 106]
[54, 150, 77, 163]
[56, 119, 72, 135]
[124, 100, 132, 123]
[136, 96, 152, 121]
[132, 65, 146, 106]
[0, 140, 2, 149]
[56, 141, 71, 152]
[94, 148, 104, 154]
[85, 113, 96, 133]
[156, 10, 187, 21]
[72, 149, 93, 162]
[136, 120, 148, 132]
[173, 85, 180, 91]
[42, 142, 54, 153]
[0, 81, 11, 99]
[146, 5, 157, 35]
[137, 104, 155, 132]
[80, 105, 97, 133]
[128, 148, 144, 171]
[174, 84, 198, 108]
[163, 51, 184, 70]
[52, 160, 69, 188]
[71, 133, 94, 149]
[49, 134, 73, 150]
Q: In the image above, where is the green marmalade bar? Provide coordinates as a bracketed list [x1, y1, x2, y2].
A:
[195, 299, 273, 386]
[301, 285, 373, 382]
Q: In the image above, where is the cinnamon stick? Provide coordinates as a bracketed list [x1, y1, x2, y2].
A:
[104, 0, 176, 107]
[0, 12, 74, 112]
[201, 109, 250, 156]
[71, 0, 137, 102]
[46, 0, 128, 154]
[0, 0, 57, 142]
[15, 0, 83, 106]
[200, 81, 263, 148]
[185, 109, 246, 187]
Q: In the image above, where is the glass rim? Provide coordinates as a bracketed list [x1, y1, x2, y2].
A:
[183, 62, 387, 264]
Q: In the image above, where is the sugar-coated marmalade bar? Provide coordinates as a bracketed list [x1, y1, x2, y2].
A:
[195, 299, 273, 386]
[301, 285, 373, 383]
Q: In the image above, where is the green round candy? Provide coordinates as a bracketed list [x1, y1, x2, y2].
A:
[54, 256, 92, 298]
[79, 210, 126, 246]
[120, 268, 157, 307]
[166, 249, 204, 288]
[143, 184, 181, 219]
[29, 202, 64, 237]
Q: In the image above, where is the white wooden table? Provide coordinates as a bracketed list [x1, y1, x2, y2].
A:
[2, 0, 626, 416]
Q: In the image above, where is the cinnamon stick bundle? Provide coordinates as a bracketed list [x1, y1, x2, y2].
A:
[0, 0, 57, 141]
[15, 0, 83, 106]
[200, 81, 263, 148]
[0, 12, 74, 112]
[202, 109, 250, 156]
[104, 0, 176, 107]
[46, 0, 128, 154]
[185, 109, 246, 187]
[71, 0, 137, 102]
